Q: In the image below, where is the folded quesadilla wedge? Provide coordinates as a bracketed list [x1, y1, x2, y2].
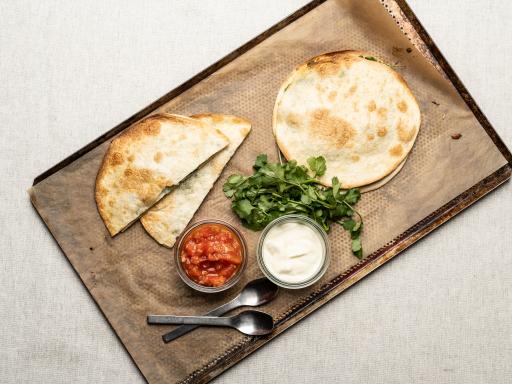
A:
[140, 114, 251, 248]
[95, 113, 229, 236]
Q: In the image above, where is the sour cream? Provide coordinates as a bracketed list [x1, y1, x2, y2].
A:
[261, 220, 326, 284]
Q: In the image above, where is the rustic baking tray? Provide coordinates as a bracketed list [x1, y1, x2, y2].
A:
[30, 0, 512, 383]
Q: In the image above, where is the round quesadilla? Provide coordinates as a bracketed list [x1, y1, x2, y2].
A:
[95, 113, 229, 236]
[273, 50, 421, 188]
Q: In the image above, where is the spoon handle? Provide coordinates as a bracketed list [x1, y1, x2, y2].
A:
[151, 298, 239, 343]
[150, 315, 233, 327]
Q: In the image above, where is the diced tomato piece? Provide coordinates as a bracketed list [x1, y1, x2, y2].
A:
[218, 264, 237, 277]
[204, 275, 226, 287]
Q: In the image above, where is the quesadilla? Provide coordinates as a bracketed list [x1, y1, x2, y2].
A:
[95, 113, 229, 236]
[273, 50, 421, 188]
[141, 114, 251, 248]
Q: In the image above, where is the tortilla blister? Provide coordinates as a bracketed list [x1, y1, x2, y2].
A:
[273, 51, 421, 189]
[95, 114, 229, 236]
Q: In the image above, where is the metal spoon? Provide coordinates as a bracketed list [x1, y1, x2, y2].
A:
[149, 310, 274, 336]
[148, 277, 279, 343]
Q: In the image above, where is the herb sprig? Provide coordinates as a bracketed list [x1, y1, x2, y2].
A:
[223, 154, 363, 258]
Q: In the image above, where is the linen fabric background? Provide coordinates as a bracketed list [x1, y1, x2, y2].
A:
[1, 1, 511, 383]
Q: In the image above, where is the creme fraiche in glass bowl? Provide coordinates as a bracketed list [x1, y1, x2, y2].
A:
[175, 219, 247, 293]
[257, 214, 330, 289]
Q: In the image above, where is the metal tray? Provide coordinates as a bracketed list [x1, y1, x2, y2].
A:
[30, 1, 512, 383]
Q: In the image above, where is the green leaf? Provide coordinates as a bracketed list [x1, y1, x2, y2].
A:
[286, 164, 309, 184]
[344, 189, 361, 205]
[270, 163, 285, 179]
[307, 156, 326, 177]
[223, 174, 246, 198]
[332, 177, 340, 198]
[227, 174, 244, 185]
[233, 199, 253, 219]
[257, 195, 274, 212]
[223, 188, 235, 198]
[333, 204, 348, 217]
[253, 154, 268, 170]
[284, 159, 297, 171]
[359, 55, 378, 62]
[352, 237, 362, 259]
[300, 194, 312, 205]
[316, 189, 327, 201]
[342, 219, 356, 231]
[352, 237, 361, 252]
[307, 186, 317, 200]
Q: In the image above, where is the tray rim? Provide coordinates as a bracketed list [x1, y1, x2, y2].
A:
[30, 0, 512, 383]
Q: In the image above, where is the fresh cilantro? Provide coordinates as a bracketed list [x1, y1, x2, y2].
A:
[344, 188, 361, 205]
[351, 237, 362, 258]
[307, 156, 326, 177]
[359, 55, 378, 62]
[233, 199, 253, 219]
[342, 219, 356, 231]
[359, 55, 395, 69]
[223, 154, 364, 258]
[253, 154, 268, 170]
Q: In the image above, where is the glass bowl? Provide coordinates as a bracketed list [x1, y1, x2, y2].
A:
[174, 219, 247, 293]
[256, 214, 330, 289]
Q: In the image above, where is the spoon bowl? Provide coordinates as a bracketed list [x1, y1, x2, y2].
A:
[232, 310, 274, 336]
[237, 278, 279, 307]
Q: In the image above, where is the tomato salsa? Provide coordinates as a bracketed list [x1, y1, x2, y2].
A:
[180, 223, 244, 287]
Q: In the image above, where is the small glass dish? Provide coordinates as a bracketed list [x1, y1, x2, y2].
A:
[256, 214, 330, 289]
[175, 219, 247, 293]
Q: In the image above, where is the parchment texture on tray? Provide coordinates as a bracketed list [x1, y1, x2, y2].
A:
[29, 0, 510, 383]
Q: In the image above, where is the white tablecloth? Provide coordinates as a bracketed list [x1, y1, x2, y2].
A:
[1, 1, 511, 383]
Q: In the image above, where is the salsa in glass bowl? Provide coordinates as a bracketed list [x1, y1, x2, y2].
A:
[175, 220, 247, 293]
